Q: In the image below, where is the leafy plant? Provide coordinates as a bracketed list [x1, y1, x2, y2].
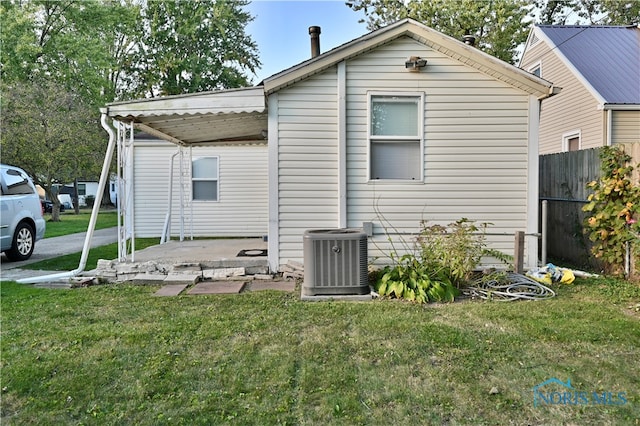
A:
[583, 146, 640, 276]
[417, 218, 512, 286]
[375, 253, 458, 303]
[373, 218, 512, 303]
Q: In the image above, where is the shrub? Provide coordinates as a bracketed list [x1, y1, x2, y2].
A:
[373, 218, 512, 303]
[583, 146, 640, 277]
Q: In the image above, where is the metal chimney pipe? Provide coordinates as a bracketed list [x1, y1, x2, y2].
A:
[309, 26, 321, 58]
[463, 34, 476, 46]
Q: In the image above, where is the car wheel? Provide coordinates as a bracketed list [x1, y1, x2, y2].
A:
[6, 222, 36, 261]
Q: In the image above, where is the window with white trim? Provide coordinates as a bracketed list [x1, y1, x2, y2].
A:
[369, 93, 424, 181]
[562, 130, 581, 152]
[528, 61, 542, 78]
[192, 157, 219, 201]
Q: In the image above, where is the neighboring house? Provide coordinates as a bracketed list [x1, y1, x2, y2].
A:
[520, 25, 640, 154]
[103, 18, 557, 272]
[57, 181, 100, 206]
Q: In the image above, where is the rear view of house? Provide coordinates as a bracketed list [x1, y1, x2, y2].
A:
[104, 19, 557, 273]
[520, 25, 640, 153]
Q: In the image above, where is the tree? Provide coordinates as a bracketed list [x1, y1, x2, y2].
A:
[130, 0, 260, 97]
[1, 0, 260, 218]
[535, 0, 640, 25]
[0, 79, 104, 221]
[346, 0, 533, 64]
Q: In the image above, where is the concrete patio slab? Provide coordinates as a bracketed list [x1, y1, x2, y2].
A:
[164, 273, 201, 285]
[187, 281, 246, 295]
[154, 283, 189, 296]
[132, 274, 169, 285]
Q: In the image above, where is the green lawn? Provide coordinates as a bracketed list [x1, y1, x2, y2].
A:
[21, 239, 160, 272]
[1, 277, 638, 425]
[43, 210, 118, 238]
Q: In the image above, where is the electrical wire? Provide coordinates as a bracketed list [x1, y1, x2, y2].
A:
[462, 273, 556, 301]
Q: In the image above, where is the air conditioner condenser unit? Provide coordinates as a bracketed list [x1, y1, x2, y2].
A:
[302, 229, 369, 296]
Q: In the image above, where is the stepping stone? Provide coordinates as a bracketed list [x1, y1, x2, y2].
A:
[154, 283, 189, 296]
[187, 281, 246, 295]
[248, 281, 296, 292]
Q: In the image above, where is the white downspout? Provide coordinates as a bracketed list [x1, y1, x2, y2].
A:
[160, 149, 180, 244]
[18, 110, 117, 283]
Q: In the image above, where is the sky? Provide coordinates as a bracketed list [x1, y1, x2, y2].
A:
[245, 1, 369, 83]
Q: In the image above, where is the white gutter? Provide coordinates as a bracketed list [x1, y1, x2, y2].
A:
[17, 110, 117, 284]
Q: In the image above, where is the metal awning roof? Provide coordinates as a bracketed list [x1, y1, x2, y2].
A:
[103, 86, 267, 145]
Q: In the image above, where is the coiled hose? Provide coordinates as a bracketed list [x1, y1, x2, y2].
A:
[462, 273, 556, 301]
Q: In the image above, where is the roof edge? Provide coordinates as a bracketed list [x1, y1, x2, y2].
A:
[264, 18, 555, 99]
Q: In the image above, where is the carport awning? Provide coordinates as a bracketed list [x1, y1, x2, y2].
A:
[104, 86, 268, 145]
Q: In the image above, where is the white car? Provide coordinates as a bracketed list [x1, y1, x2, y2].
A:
[1, 164, 46, 261]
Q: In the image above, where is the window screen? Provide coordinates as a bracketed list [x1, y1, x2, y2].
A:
[369, 95, 422, 180]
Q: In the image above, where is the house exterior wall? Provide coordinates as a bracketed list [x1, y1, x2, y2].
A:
[611, 110, 640, 144]
[133, 139, 268, 238]
[274, 36, 537, 269]
[274, 72, 340, 262]
[520, 38, 604, 153]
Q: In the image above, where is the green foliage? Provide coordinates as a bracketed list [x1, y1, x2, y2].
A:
[347, 0, 532, 64]
[418, 218, 512, 286]
[375, 254, 458, 303]
[130, 0, 259, 97]
[535, 0, 640, 25]
[0, 79, 105, 221]
[583, 146, 639, 276]
[374, 218, 511, 303]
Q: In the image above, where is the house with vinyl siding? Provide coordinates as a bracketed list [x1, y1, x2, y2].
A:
[519, 25, 640, 154]
[104, 18, 557, 272]
[131, 135, 268, 238]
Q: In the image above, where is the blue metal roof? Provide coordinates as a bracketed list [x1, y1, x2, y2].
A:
[538, 25, 640, 104]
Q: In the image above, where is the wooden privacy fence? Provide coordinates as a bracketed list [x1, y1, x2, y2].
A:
[539, 143, 639, 271]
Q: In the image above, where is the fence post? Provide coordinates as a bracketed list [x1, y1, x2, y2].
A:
[514, 231, 525, 274]
[541, 200, 548, 266]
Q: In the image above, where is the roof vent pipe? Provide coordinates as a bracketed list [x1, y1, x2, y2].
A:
[309, 26, 321, 58]
[463, 33, 476, 46]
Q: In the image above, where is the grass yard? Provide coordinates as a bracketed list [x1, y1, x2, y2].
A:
[43, 210, 118, 238]
[1, 277, 639, 425]
[20, 239, 160, 272]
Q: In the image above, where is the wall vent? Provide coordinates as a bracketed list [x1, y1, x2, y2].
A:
[302, 229, 369, 296]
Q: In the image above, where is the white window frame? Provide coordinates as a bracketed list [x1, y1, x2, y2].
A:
[367, 91, 425, 182]
[191, 156, 219, 202]
[562, 130, 581, 152]
[528, 61, 542, 78]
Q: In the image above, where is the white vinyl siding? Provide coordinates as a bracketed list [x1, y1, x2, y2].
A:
[611, 110, 640, 144]
[274, 37, 537, 269]
[520, 37, 604, 153]
[347, 38, 531, 265]
[276, 71, 340, 263]
[133, 139, 268, 238]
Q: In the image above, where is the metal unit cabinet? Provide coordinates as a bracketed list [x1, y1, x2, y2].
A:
[302, 229, 369, 296]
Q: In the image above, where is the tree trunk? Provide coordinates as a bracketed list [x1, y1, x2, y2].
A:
[73, 178, 80, 214]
